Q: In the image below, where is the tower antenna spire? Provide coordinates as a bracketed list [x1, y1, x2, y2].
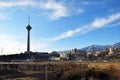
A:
[28, 16, 30, 25]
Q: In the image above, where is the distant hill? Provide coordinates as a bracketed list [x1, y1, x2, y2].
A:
[113, 42, 120, 48]
[58, 50, 69, 54]
[80, 42, 120, 52]
[80, 45, 110, 52]
[59, 42, 120, 53]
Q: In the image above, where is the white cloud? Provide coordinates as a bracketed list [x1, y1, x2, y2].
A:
[0, 0, 84, 20]
[0, 0, 67, 20]
[0, 0, 68, 19]
[48, 13, 120, 41]
[0, 0, 36, 8]
[92, 13, 120, 28]
[0, 0, 37, 20]
[40, 0, 68, 20]
[51, 28, 81, 41]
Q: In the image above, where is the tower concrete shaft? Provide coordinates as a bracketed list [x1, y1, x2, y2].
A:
[26, 25, 32, 52]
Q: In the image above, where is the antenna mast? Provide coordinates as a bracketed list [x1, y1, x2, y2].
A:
[28, 16, 30, 25]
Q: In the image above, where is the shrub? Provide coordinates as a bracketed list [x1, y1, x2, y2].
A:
[53, 62, 120, 80]
[85, 68, 110, 80]
[105, 65, 120, 80]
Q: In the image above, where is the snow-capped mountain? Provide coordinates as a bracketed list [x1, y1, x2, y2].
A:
[80, 42, 120, 52]
[80, 45, 110, 52]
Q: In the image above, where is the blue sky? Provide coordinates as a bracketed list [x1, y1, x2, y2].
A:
[0, 0, 120, 55]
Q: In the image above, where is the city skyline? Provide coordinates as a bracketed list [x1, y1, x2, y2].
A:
[0, 0, 120, 55]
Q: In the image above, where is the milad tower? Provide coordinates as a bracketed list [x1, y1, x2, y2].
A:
[26, 17, 32, 53]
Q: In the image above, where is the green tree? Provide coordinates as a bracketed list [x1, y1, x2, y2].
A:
[50, 51, 60, 57]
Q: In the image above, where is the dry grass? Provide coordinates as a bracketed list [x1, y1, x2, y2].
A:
[8, 77, 38, 80]
[2, 61, 120, 80]
[53, 62, 120, 80]
[88, 62, 120, 69]
[88, 62, 120, 79]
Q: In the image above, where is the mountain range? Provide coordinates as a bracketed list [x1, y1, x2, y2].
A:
[80, 42, 120, 52]
[59, 42, 120, 53]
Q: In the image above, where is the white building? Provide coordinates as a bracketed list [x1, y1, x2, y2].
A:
[60, 53, 69, 60]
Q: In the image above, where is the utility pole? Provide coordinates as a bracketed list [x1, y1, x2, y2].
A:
[45, 65, 48, 80]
